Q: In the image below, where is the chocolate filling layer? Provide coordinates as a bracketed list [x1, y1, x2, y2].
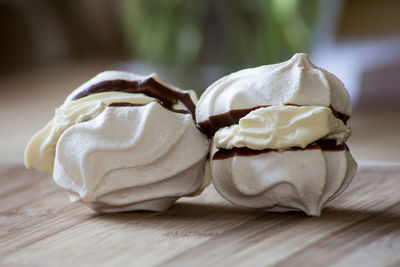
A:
[72, 78, 196, 119]
[108, 102, 147, 108]
[198, 104, 350, 138]
[108, 101, 191, 115]
[213, 139, 347, 160]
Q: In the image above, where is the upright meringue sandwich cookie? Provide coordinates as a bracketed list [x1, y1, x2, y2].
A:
[25, 71, 210, 212]
[197, 53, 357, 216]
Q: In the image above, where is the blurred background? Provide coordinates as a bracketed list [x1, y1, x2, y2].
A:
[0, 0, 399, 165]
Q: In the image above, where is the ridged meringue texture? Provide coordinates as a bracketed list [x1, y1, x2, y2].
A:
[25, 71, 210, 212]
[197, 53, 357, 216]
[196, 53, 352, 125]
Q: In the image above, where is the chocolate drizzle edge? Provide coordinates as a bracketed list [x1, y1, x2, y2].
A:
[72, 78, 196, 119]
[198, 103, 350, 138]
[213, 139, 347, 160]
[108, 101, 191, 115]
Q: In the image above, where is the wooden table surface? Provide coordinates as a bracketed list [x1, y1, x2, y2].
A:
[1, 164, 400, 267]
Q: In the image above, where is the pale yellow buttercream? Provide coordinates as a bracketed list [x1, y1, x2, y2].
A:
[214, 105, 351, 150]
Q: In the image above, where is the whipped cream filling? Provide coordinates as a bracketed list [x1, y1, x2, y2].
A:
[214, 105, 351, 150]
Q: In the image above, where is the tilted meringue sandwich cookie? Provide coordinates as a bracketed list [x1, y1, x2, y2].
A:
[197, 53, 357, 216]
[25, 71, 210, 212]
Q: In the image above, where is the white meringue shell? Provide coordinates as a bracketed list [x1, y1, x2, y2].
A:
[53, 101, 210, 212]
[196, 53, 352, 124]
[211, 144, 357, 216]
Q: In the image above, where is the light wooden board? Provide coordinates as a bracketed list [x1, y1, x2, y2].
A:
[1, 165, 400, 267]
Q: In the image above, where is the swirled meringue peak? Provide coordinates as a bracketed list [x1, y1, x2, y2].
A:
[25, 71, 210, 212]
[197, 53, 357, 216]
[196, 53, 352, 132]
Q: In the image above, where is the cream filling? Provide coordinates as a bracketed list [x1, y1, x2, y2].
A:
[24, 91, 157, 173]
[214, 105, 351, 150]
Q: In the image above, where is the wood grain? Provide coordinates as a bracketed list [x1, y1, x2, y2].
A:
[1, 165, 400, 267]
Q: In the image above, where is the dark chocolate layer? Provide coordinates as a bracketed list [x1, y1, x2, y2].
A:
[108, 101, 191, 115]
[198, 104, 350, 138]
[108, 102, 147, 108]
[213, 139, 346, 160]
[72, 77, 196, 119]
[198, 105, 271, 138]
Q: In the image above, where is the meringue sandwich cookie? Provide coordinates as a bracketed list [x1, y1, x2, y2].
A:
[25, 71, 210, 212]
[196, 53, 357, 216]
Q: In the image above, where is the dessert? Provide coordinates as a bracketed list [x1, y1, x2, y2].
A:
[196, 53, 357, 216]
[25, 71, 210, 212]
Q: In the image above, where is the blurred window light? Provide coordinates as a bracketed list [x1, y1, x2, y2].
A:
[312, 0, 400, 106]
[120, 0, 319, 71]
